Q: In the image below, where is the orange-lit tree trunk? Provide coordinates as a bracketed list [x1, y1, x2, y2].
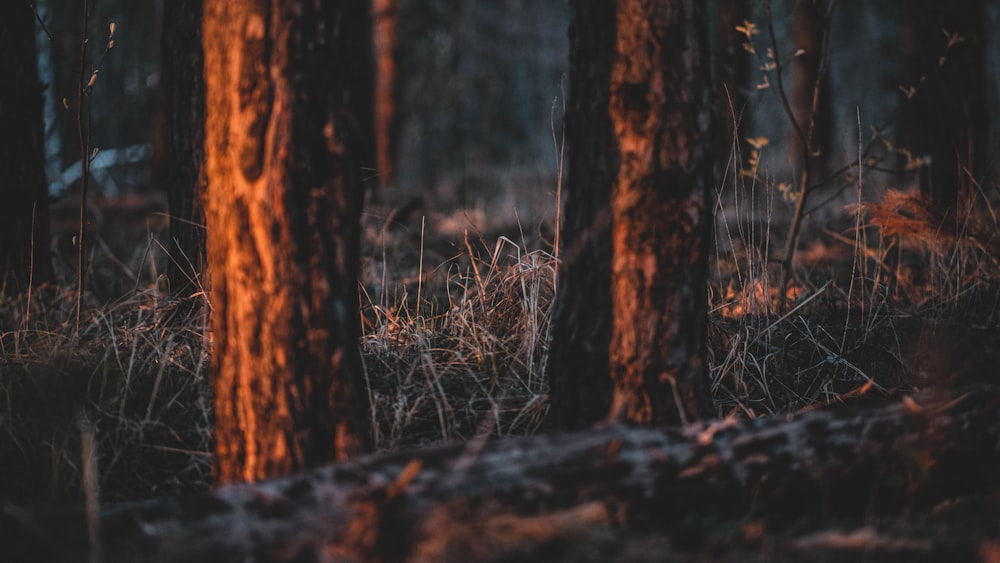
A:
[0, 2, 53, 286]
[373, 0, 397, 189]
[549, 0, 715, 430]
[161, 0, 205, 295]
[203, 0, 371, 484]
[607, 0, 715, 426]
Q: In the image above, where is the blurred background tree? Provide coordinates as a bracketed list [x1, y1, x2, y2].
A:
[898, 0, 989, 213]
[1, 1, 53, 287]
[23, 0, 1000, 288]
[392, 0, 569, 205]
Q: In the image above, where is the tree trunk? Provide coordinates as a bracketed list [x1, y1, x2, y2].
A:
[789, 0, 830, 174]
[607, 0, 715, 425]
[6, 387, 998, 562]
[373, 0, 398, 190]
[161, 0, 206, 295]
[713, 0, 750, 165]
[548, 0, 716, 430]
[342, 1, 376, 188]
[546, 0, 618, 430]
[0, 2, 53, 287]
[899, 0, 988, 213]
[203, 0, 371, 485]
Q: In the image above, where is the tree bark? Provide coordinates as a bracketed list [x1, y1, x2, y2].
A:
[607, 0, 715, 426]
[373, 0, 397, 190]
[548, 0, 716, 430]
[0, 2, 53, 287]
[161, 0, 206, 295]
[203, 0, 371, 485]
[546, 0, 618, 430]
[5, 387, 998, 562]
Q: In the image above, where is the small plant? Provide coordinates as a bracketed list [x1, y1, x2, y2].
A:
[63, 2, 117, 330]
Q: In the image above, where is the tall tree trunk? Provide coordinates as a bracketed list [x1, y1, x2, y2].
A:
[548, 0, 716, 430]
[899, 0, 988, 213]
[373, 0, 397, 190]
[0, 2, 53, 287]
[607, 0, 716, 426]
[342, 1, 376, 189]
[203, 0, 371, 485]
[546, 0, 618, 430]
[161, 0, 206, 295]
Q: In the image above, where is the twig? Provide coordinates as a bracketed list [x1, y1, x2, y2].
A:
[767, 0, 838, 304]
[75, 0, 91, 331]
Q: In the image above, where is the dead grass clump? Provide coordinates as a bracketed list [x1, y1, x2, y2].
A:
[361, 234, 554, 450]
[861, 188, 1000, 306]
[709, 281, 908, 417]
[710, 175, 1000, 419]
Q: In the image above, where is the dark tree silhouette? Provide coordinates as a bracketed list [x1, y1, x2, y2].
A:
[789, 0, 831, 174]
[899, 0, 989, 212]
[160, 0, 206, 295]
[342, 1, 376, 188]
[0, 3, 53, 286]
[546, 0, 617, 430]
[203, 0, 372, 484]
[549, 0, 715, 429]
[713, 0, 749, 135]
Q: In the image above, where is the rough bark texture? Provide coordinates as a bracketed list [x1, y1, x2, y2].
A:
[546, 0, 618, 430]
[4, 387, 999, 562]
[373, 0, 397, 189]
[607, 0, 715, 425]
[0, 2, 53, 286]
[161, 0, 206, 295]
[203, 0, 371, 484]
[900, 0, 988, 212]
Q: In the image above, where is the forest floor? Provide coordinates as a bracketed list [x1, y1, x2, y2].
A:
[1, 177, 999, 560]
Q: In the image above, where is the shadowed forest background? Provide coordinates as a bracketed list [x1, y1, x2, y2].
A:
[2, 0, 1000, 561]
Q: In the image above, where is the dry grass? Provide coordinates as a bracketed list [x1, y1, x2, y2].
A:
[0, 277, 212, 503]
[708, 135, 1000, 418]
[1, 164, 999, 504]
[360, 204, 555, 449]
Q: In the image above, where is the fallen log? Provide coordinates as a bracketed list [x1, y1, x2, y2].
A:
[3, 386, 999, 562]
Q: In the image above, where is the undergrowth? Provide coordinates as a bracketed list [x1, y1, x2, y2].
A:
[0, 281, 211, 503]
[1, 165, 999, 504]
